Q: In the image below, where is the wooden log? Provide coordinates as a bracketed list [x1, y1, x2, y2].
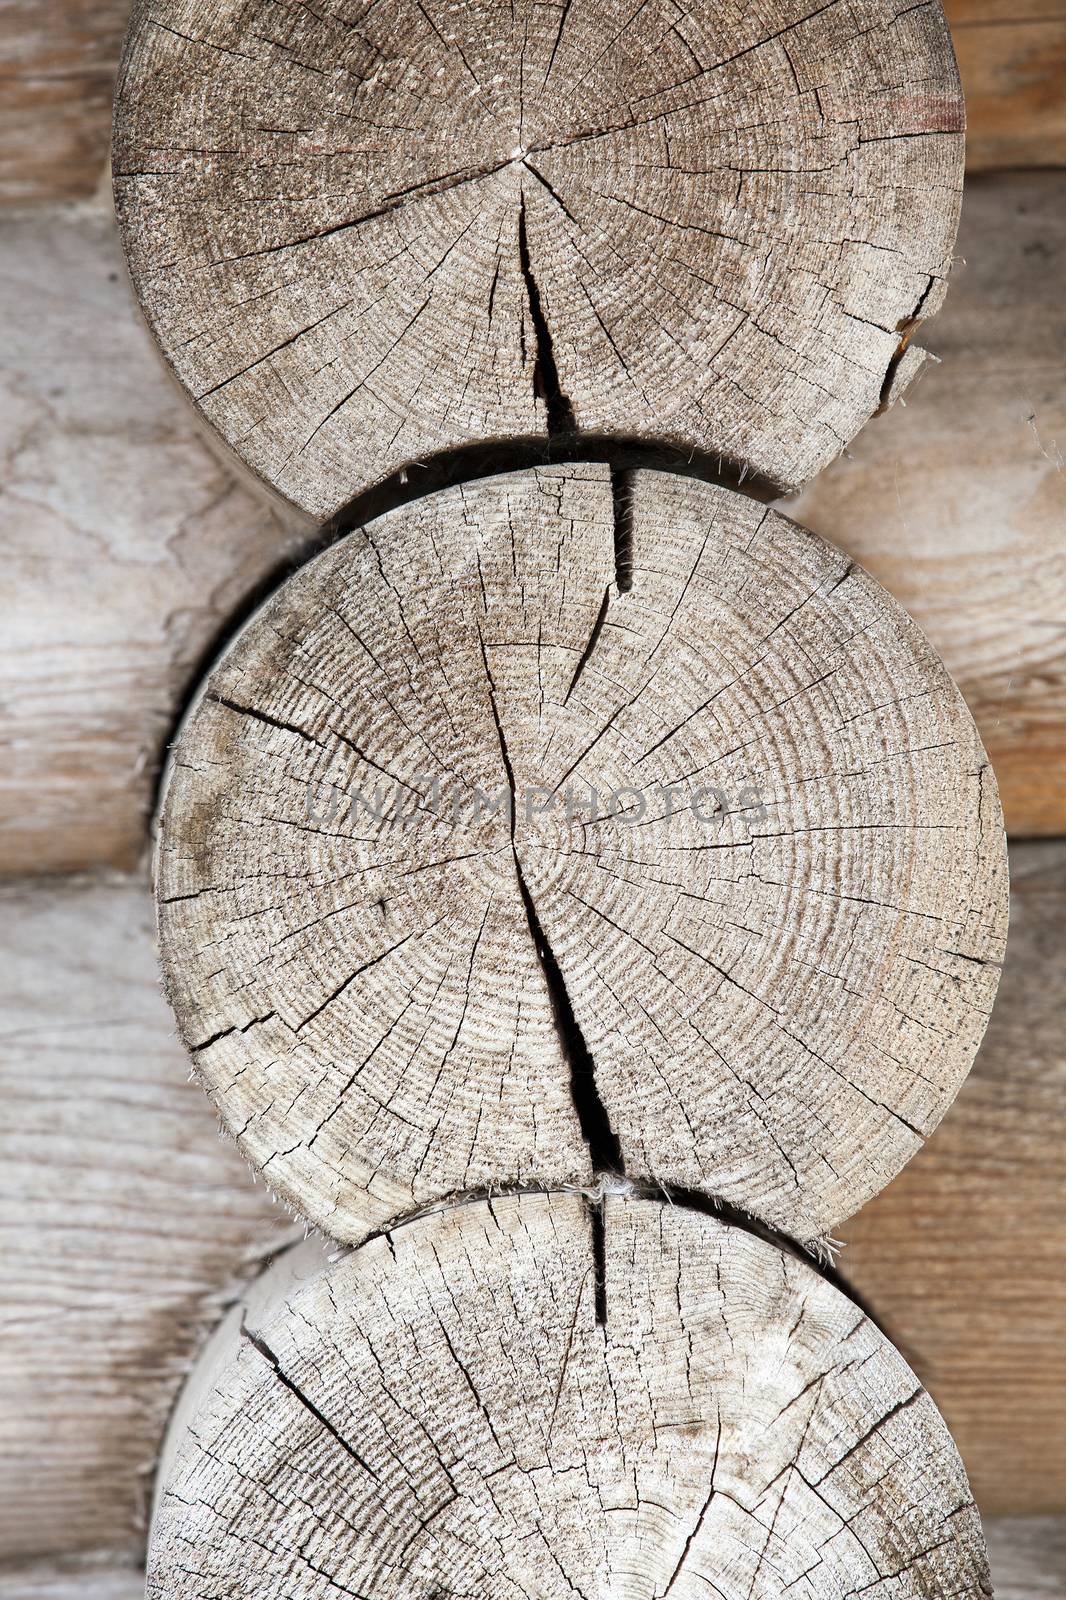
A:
[0, 873, 295, 1567]
[785, 170, 1066, 837]
[155, 463, 1007, 1247]
[0, 201, 311, 877]
[944, 0, 1066, 170]
[984, 1519, 1066, 1600]
[7, 1522, 1059, 1600]
[0, 0, 130, 205]
[147, 1191, 989, 1600]
[0, 1566, 145, 1600]
[837, 838, 1066, 1516]
[112, 0, 965, 517]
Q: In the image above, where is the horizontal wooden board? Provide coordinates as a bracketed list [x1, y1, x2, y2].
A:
[986, 1519, 1066, 1599]
[0, 874, 297, 1567]
[0, 1566, 144, 1600]
[0, 203, 310, 876]
[786, 171, 1066, 837]
[838, 839, 1066, 1516]
[0, 0, 129, 205]
[945, 0, 1066, 169]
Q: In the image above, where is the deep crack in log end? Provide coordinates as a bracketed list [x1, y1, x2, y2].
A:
[147, 1192, 989, 1600]
[155, 462, 1008, 1249]
[113, 0, 964, 517]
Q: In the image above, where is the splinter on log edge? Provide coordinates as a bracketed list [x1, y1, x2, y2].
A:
[147, 1192, 990, 1600]
[154, 464, 1008, 1249]
[113, 0, 965, 519]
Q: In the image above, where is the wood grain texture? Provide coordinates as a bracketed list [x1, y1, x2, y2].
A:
[0, 873, 296, 1568]
[149, 1192, 988, 1600]
[0, 203, 311, 877]
[785, 170, 1066, 837]
[985, 1520, 1066, 1599]
[112, 0, 964, 516]
[156, 462, 1007, 1248]
[0, 1565, 145, 1600]
[3, 1519, 1059, 1598]
[838, 839, 1066, 1517]
[0, 0, 129, 205]
[944, 0, 1066, 170]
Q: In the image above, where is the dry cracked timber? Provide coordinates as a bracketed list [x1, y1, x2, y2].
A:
[154, 464, 1007, 1250]
[147, 1191, 990, 1600]
[113, 0, 964, 519]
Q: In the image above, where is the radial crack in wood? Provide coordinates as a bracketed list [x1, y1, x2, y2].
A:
[113, 0, 964, 517]
[154, 463, 1008, 1244]
[147, 1193, 990, 1600]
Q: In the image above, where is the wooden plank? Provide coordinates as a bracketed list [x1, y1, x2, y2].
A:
[0, 1566, 144, 1600]
[0, 0, 130, 205]
[0, 203, 311, 877]
[786, 171, 1066, 837]
[0, 873, 297, 1567]
[986, 1519, 1066, 1599]
[838, 840, 1066, 1516]
[944, 0, 1066, 169]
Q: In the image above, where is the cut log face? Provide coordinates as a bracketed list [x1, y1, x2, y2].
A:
[148, 1192, 989, 1600]
[113, 0, 963, 518]
[155, 464, 1008, 1244]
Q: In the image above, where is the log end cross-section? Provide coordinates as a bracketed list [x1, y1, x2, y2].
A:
[113, 0, 964, 517]
[147, 1193, 990, 1600]
[155, 464, 1008, 1246]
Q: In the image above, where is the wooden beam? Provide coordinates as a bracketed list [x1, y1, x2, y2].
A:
[0, 0, 128, 205]
[0, 203, 310, 877]
[786, 171, 1066, 837]
[0, 874, 295, 1566]
[155, 463, 1006, 1248]
[839, 840, 1066, 1515]
[945, 0, 1066, 170]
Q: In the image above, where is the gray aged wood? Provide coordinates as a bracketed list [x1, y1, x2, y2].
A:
[155, 463, 1008, 1248]
[147, 1192, 989, 1600]
[985, 1520, 1066, 1600]
[0, 201, 311, 877]
[113, 0, 964, 518]
[0, 874, 296, 1567]
[6, 1522, 1058, 1600]
[837, 839, 1066, 1516]
[786, 171, 1066, 839]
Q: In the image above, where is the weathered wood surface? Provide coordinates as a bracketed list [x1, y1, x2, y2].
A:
[945, 0, 1066, 170]
[786, 170, 1066, 838]
[0, 847, 1054, 1576]
[157, 462, 1006, 1248]
[0, 874, 296, 1568]
[2, 177, 1058, 884]
[4, 1519, 1061, 1599]
[113, 0, 964, 516]
[0, 0, 129, 205]
[2, 0, 1057, 213]
[839, 839, 1066, 1516]
[149, 1191, 987, 1600]
[985, 1519, 1066, 1599]
[0, 203, 310, 877]
[0, 1565, 145, 1600]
